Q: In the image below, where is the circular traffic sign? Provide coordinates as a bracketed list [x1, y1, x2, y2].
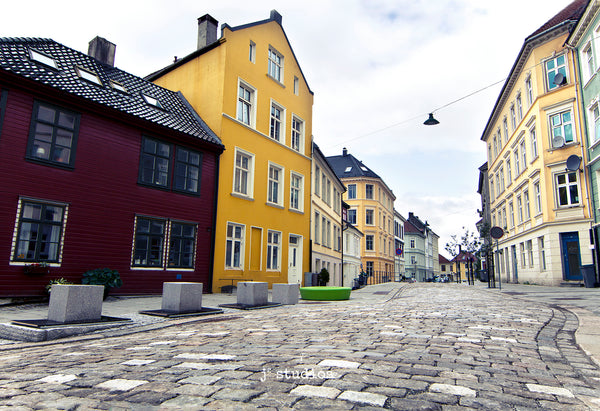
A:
[490, 226, 504, 239]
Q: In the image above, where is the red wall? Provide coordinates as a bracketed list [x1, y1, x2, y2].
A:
[0, 87, 220, 296]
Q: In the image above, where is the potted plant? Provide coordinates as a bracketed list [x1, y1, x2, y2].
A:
[82, 268, 122, 299]
[318, 268, 330, 286]
[45, 278, 73, 294]
[23, 262, 49, 275]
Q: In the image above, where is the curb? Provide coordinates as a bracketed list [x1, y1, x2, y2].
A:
[563, 305, 600, 368]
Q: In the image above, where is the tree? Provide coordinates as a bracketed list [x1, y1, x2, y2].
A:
[445, 227, 482, 258]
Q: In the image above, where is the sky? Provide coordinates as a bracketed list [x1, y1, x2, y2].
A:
[2, 0, 575, 256]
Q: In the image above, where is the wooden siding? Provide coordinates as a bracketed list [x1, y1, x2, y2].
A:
[0, 86, 220, 297]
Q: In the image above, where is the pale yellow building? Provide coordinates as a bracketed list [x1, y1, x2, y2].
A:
[149, 11, 313, 291]
[481, 0, 592, 286]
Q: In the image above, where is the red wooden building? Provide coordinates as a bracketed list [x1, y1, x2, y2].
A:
[0, 37, 224, 296]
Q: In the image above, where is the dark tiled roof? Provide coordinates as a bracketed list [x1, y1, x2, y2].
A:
[439, 254, 451, 264]
[326, 152, 381, 180]
[0, 37, 223, 148]
[526, 0, 588, 40]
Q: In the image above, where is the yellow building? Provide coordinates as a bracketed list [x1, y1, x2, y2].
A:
[481, 0, 592, 286]
[327, 148, 396, 282]
[149, 11, 313, 291]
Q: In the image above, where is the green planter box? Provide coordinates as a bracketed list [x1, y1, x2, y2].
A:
[299, 286, 351, 301]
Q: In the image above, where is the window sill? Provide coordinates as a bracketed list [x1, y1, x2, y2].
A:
[231, 192, 254, 201]
[266, 73, 285, 88]
[26, 157, 75, 171]
[289, 208, 304, 215]
[266, 202, 284, 209]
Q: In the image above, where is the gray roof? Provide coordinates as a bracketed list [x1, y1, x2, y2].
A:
[326, 151, 382, 180]
[0, 37, 223, 148]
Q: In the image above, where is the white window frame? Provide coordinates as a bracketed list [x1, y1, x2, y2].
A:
[365, 208, 374, 226]
[584, 42, 595, 82]
[549, 109, 575, 144]
[225, 222, 245, 269]
[516, 93, 523, 121]
[545, 53, 568, 91]
[269, 100, 285, 143]
[233, 148, 255, 198]
[314, 166, 320, 197]
[266, 230, 281, 271]
[293, 76, 299, 95]
[503, 117, 509, 141]
[506, 159, 512, 185]
[510, 104, 517, 130]
[509, 201, 515, 228]
[268, 47, 284, 83]
[347, 184, 356, 199]
[555, 171, 580, 207]
[524, 190, 530, 220]
[520, 140, 527, 168]
[534, 182, 542, 214]
[530, 125, 538, 159]
[267, 162, 284, 207]
[314, 212, 320, 244]
[291, 114, 304, 152]
[589, 103, 600, 143]
[525, 75, 533, 106]
[249, 41, 256, 63]
[237, 79, 256, 127]
[290, 171, 304, 212]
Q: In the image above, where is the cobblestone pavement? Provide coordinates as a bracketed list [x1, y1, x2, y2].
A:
[1, 283, 600, 410]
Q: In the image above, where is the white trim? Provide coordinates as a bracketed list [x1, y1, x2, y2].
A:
[232, 147, 255, 199]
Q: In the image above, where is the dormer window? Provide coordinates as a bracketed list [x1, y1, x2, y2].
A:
[29, 49, 58, 69]
[110, 80, 127, 93]
[345, 166, 352, 172]
[361, 166, 368, 172]
[76, 66, 102, 86]
[142, 93, 162, 109]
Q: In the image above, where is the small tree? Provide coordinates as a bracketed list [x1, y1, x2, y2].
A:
[318, 268, 330, 286]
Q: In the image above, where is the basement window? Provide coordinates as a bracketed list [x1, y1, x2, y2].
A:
[29, 49, 58, 69]
[76, 66, 102, 86]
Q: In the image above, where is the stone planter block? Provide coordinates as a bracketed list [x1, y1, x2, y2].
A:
[161, 282, 203, 313]
[272, 283, 299, 305]
[237, 282, 268, 306]
[47, 285, 104, 323]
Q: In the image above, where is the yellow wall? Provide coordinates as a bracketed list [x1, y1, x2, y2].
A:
[152, 18, 313, 291]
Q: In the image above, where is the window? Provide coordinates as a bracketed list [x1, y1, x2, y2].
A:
[550, 110, 574, 144]
[76, 66, 102, 86]
[525, 76, 533, 106]
[365, 184, 373, 199]
[348, 209, 357, 225]
[267, 163, 284, 206]
[266, 230, 281, 270]
[556, 172, 579, 207]
[13, 199, 66, 263]
[233, 149, 254, 197]
[520, 242, 526, 268]
[225, 223, 244, 269]
[326, 179, 331, 205]
[110, 81, 127, 93]
[132, 217, 166, 267]
[584, 43, 595, 81]
[493, 136, 498, 157]
[30, 49, 58, 69]
[326, 220, 331, 248]
[139, 137, 171, 188]
[510, 105, 516, 130]
[517, 195, 523, 223]
[506, 159, 512, 184]
[249, 41, 256, 63]
[410, 239, 415, 248]
[321, 174, 327, 199]
[411, 256, 417, 264]
[524, 190, 530, 220]
[268, 47, 284, 82]
[503, 118, 509, 141]
[539, 236, 547, 270]
[270, 102, 284, 142]
[545, 54, 567, 90]
[509, 201, 514, 227]
[27, 101, 79, 168]
[502, 207, 507, 228]
[237, 81, 255, 126]
[516, 94, 523, 121]
[168, 222, 197, 268]
[291, 116, 304, 152]
[520, 140, 527, 168]
[142, 94, 162, 109]
[347, 184, 356, 199]
[488, 144, 492, 161]
[314, 212, 320, 244]
[534, 182, 542, 214]
[366, 261, 374, 276]
[590, 104, 600, 143]
[490, 180, 495, 201]
[530, 126, 538, 159]
[322, 216, 327, 247]
[290, 172, 303, 211]
[527, 240, 534, 267]
[174, 147, 202, 194]
[314, 166, 320, 196]
[514, 149, 520, 176]
[293, 76, 299, 95]
[365, 209, 374, 225]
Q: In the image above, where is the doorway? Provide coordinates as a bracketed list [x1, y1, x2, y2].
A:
[561, 232, 582, 281]
[288, 235, 302, 283]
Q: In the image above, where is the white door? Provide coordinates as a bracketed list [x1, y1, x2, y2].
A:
[288, 235, 302, 283]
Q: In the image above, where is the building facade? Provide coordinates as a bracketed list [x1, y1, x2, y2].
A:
[481, 0, 592, 286]
[342, 202, 363, 288]
[567, 0, 600, 285]
[311, 143, 345, 285]
[149, 11, 313, 291]
[404, 212, 439, 281]
[0, 37, 223, 296]
[394, 210, 406, 281]
[327, 148, 396, 282]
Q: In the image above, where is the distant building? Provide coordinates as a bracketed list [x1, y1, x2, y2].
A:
[311, 143, 345, 285]
[394, 210, 406, 281]
[0, 37, 223, 296]
[452, 250, 477, 283]
[342, 202, 364, 287]
[327, 148, 396, 282]
[480, 0, 591, 286]
[404, 212, 439, 281]
[439, 254, 453, 278]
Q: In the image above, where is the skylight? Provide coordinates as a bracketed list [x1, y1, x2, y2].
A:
[29, 49, 58, 69]
[345, 166, 352, 172]
[110, 81, 127, 93]
[142, 93, 162, 108]
[361, 166, 368, 171]
[76, 66, 102, 85]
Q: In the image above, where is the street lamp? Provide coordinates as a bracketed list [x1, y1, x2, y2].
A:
[423, 113, 439, 126]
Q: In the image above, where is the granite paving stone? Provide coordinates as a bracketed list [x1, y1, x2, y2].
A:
[0, 283, 600, 409]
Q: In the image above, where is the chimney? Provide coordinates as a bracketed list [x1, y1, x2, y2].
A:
[88, 36, 116, 67]
[198, 14, 218, 49]
[270, 10, 283, 25]
[342, 147, 348, 156]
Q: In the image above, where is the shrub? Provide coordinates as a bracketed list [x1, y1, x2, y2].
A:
[45, 278, 73, 294]
[318, 268, 330, 286]
[82, 268, 123, 289]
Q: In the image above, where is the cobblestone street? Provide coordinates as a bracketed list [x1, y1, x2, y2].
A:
[1, 283, 600, 410]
